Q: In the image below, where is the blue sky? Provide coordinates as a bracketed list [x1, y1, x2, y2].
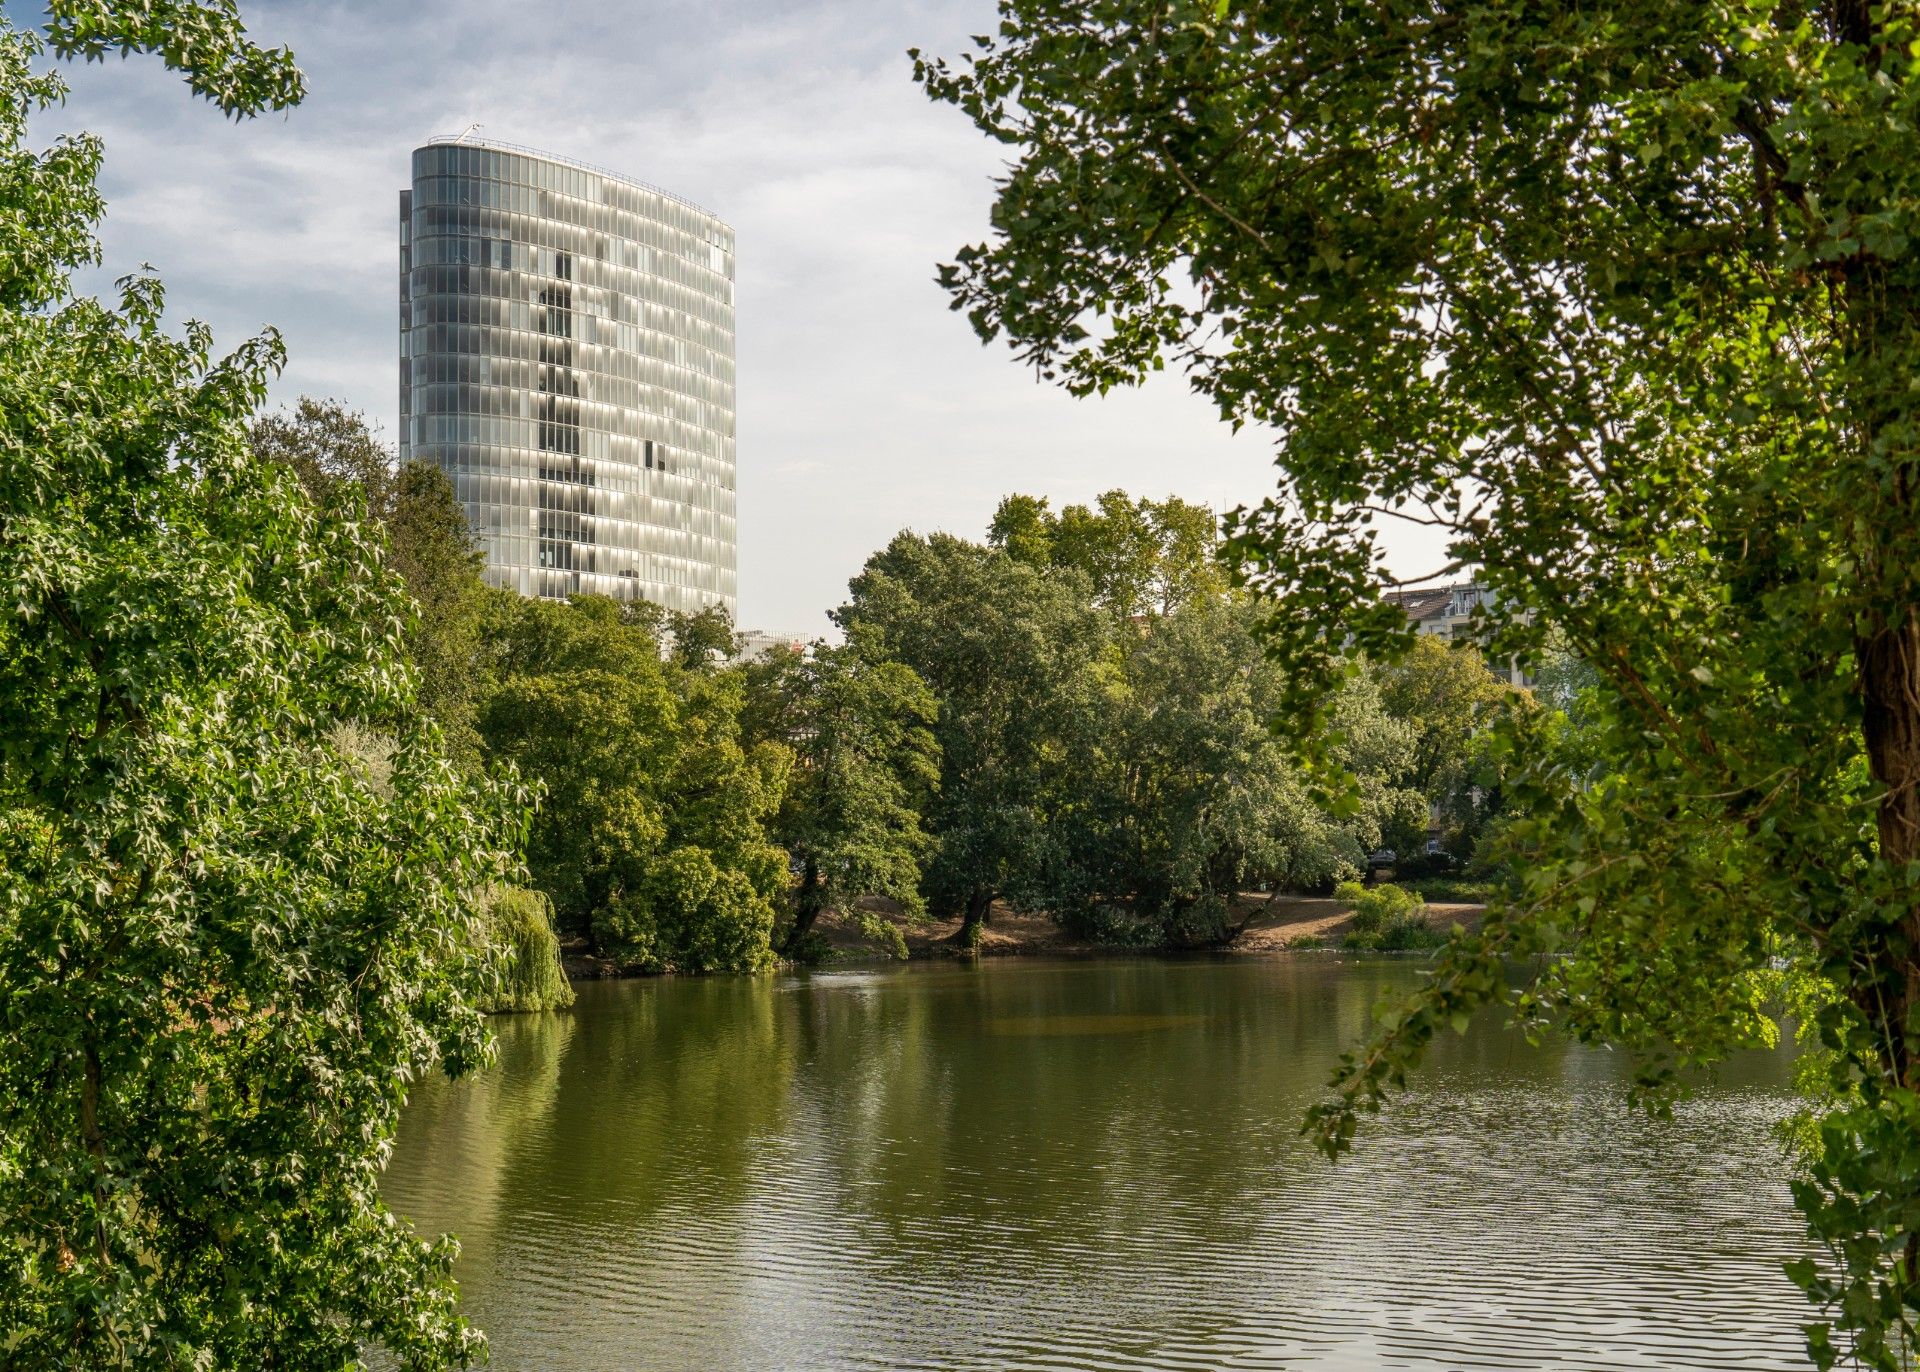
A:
[26, 0, 1443, 634]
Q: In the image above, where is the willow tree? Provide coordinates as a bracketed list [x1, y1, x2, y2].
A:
[917, 3, 1920, 1364]
[0, 4, 523, 1368]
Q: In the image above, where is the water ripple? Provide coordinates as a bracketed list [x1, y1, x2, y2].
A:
[382, 958, 1810, 1371]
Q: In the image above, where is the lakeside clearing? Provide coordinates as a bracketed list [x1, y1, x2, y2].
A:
[821, 895, 1487, 961]
[560, 893, 1486, 979]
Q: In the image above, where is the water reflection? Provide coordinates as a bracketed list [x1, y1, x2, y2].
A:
[383, 957, 1808, 1371]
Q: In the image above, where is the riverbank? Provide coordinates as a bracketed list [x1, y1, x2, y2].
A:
[812, 893, 1488, 963]
[558, 893, 1487, 979]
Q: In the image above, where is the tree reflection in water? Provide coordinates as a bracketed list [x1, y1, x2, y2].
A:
[384, 957, 1805, 1372]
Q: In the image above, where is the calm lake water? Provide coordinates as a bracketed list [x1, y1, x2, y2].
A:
[383, 956, 1810, 1371]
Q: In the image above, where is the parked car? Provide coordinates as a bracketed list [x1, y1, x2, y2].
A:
[1366, 848, 1397, 869]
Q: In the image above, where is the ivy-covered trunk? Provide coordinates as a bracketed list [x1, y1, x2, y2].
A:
[1849, 193, 1920, 1100]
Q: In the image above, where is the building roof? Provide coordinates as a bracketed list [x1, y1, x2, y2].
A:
[1384, 588, 1456, 623]
[420, 133, 727, 226]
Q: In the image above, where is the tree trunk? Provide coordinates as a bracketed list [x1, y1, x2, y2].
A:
[780, 858, 825, 955]
[81, 1041, 112, 1270]
[954, 889, 992, 945]
[1219, 888, 1277, 946]
[1859, 602, 1920, 1304]
[1858, 610, 1920, 1091]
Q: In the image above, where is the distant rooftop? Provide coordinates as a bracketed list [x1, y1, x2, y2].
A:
[1385, 588, 1455, 620]
[421, 133, 726, 226]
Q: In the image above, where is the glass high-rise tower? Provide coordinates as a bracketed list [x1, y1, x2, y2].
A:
[399, 136, 736, 613]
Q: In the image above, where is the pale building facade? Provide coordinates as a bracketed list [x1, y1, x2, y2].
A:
[399, 136, 736, 615]
[1385, 581, 1533, 687]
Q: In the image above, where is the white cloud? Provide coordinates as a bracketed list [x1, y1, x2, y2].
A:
[25, 0, 1448, 634]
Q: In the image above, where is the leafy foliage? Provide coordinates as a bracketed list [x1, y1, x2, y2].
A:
[665, 602, 741, 673]
[840, 519, 1428, 948]
[477, 594, 789, 972]
[837, 530, 1113, 938]
[1334, 881, 1441, 952]
[917, 1, 1920, 1361]
[989, 488, 1224, 617]
[1050, 595, 1424, 945]
[0, 7, 525, 1366]
[254, 397, 494, 764]
[742, 643, 940, 957]
[46, 0, 302, 118]
[1374, 634, 1515, 859]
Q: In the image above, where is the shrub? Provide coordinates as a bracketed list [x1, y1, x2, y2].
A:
[785, 930, 838, 965]
[1069, 902, 1173, 949]
[481, 886, 574, 1012]
[1164, 892, 1236, 947]
[1335, 881, 1442, 951]
[1333, 879, 1422, 929]
[594, 845, 780, 973]
[1371, 914, 1446, 952]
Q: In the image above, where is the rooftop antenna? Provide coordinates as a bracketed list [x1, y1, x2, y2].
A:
[452, 122, 483, 143]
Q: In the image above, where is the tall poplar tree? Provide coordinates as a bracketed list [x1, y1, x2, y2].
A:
[917, 3, 1920, 1363]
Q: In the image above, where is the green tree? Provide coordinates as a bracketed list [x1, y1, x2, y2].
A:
[986, 491, 1055, 566]
[1055, 596, 1423, 945]
[253, 398, 493, 762]
[1373, 635, 1514, 859]
[917, 4, 1920, 1361]
[251, 395, 395, 511]
[0, 6, 524, 1367]
[478, 595, 788, 971]
[742, 643, 940, 957]
[990, 488, 1224, 618]
[667, 602, 741, 673]
[838, 532, 1111, 942]
[1143, 494, 1224, 614]
[1053, 489, 1160, 618]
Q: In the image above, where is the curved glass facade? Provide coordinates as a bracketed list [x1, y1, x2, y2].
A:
[399, 138, 736, 613]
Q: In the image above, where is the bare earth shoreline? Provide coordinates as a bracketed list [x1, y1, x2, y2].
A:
[563, 896, 1488, 979]
[821, 895, 1488, 962]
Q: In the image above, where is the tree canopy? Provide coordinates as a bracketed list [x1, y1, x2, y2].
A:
[917, 3, 1920, 1363]
[741, 643, 940, 957]
[838, 530, 1113, 940]
[478, 594, 790, 972]
[0, 6, 524, 1366]
[1373, 634, 1515, 859]
[1049, 593, 1425, 945]
[254, 397, 493, 763]
[989, 488, 1223, 618]
[835, 513, 1443, 948]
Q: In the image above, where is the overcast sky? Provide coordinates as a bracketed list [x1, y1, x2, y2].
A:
[29, 0, 1444, 635]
